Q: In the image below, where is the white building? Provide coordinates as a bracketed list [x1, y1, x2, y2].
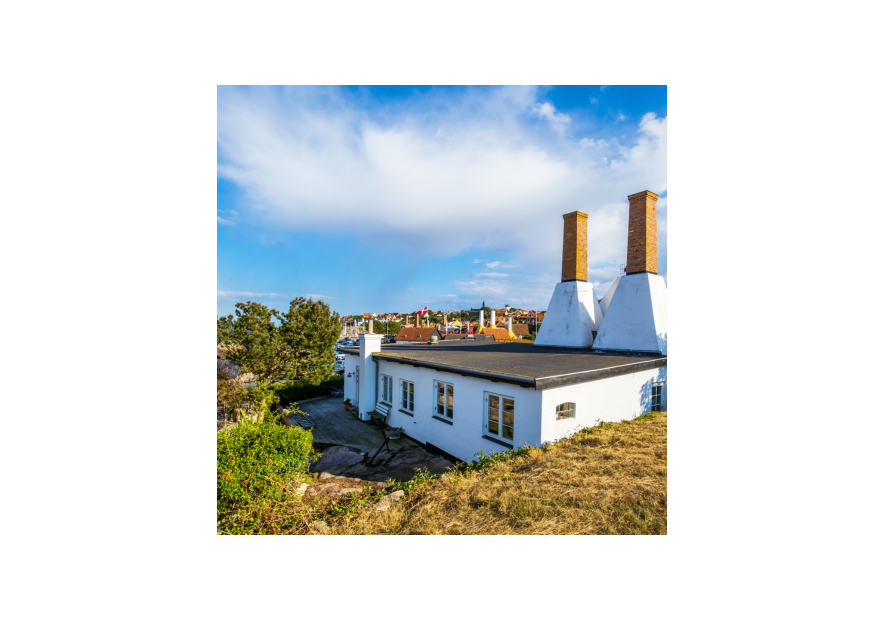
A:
[342, 191, 666, 463]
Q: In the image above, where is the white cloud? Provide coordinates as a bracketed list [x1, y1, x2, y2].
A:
[531, 102, 571, 134]
[217, 209, 238, 225]
[486, 261, 501, 269]
[217, 87, 666, 305]
[454, 280, 507, 295]
[475, 272, 510, 277]
[578, 137, 609, 151]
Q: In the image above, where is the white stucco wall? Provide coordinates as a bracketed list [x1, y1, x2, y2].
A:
[534, 280, 603, 348]
[539, 366, 667, 444]
[343, 353, 358, 405]
[592, 272, 667, 355]
[375, 359, 543, 463]
[356, 335, 383, 421]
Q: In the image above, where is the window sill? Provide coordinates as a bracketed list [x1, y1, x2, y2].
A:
[482, 435, 513, 449]
[398, 408, 414, 417]
[432, 415, 453, 425]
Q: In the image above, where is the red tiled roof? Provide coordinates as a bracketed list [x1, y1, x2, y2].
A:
[395, 327, 441, 342]
[481, 328, 513, 341]
[510, 323, 530, 336]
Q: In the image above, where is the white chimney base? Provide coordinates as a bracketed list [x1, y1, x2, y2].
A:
[598, 275, 621, 316]
[592, 272, 667, 355]
[534, 280, 603, 348]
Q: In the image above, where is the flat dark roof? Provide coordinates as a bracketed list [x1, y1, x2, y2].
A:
[342, 341, 665, 389]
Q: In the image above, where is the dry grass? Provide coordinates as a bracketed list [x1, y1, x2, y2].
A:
[323, 411, 667, 535]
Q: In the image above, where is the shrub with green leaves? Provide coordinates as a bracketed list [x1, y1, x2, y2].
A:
[273, 375, 344, 407]
[217, 417, 317, 514]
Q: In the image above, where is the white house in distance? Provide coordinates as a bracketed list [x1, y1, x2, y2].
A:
[342, 191, 667, 463]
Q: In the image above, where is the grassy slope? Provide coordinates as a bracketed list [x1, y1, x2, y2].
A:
[324, 411, 667, 535]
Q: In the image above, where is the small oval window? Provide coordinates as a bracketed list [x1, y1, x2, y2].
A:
[556, 402, 576, 420]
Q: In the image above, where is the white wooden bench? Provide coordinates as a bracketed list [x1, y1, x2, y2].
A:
[367, 402, 391, 425]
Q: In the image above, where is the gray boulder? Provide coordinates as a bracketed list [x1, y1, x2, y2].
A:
[310, 446, 365, 472]
[375, 490, 405, 512]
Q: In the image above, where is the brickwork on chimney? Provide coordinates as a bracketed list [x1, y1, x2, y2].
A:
[561, 211, 588, 282]
[626, 190, 658, 275]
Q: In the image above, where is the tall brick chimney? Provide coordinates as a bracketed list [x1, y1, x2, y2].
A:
[625, 191, 658, 275]
[535, 209, 602, 348]
[561, 211, 588, 282]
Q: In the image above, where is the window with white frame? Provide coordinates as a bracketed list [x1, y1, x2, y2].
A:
[400, 379, 414, 412]
[380, 375, 393, 404]
[651, 382, 665, 412]
[485, 392, 514, 442]
[434, 380, 454, 419]
[485, 392, 515, 442]
[556, 402, 576, 420]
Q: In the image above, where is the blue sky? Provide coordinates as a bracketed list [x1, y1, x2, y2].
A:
[218, 86, 666, 318]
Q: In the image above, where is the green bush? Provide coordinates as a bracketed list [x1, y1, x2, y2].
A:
[217, 416, 317, 514]
[273, 375, 344, 407]
[521, 334, 536, 341]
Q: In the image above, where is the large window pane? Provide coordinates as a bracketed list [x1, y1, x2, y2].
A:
[489, 419, 499, 434]
[446, 384, 453, 418]
[503, 411, 514, 427]
[489, 395, 499, 410]
[503, 425, 513, 440]
[437, 384, 444, 415]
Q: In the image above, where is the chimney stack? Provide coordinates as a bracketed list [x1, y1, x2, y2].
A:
[479, 310, 484, 328]
[507, 316, 512, 332]
[626, 190, 658, 275]
[491, 310, 496, 326]
[535, 209, 603, 348]
[591, 189, 666, 355]
[561, 211, 589, 282]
